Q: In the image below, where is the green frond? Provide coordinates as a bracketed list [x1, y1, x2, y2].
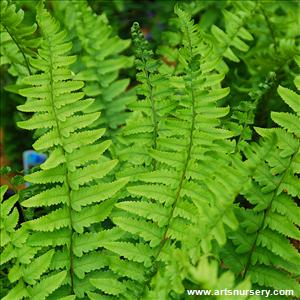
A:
[115, 21, 175, 172]
[248, 266, 300, 295]
[11, 4, 128, 298]
[271, 112, 300, 136]
[2, 281, 29, 300]
[128, 184, 175, 206]
[22, 250, 54, 285]
[90, 278, 126, 296]
[70, 178, 128, 211]
[202, 2, 256, 73]
[277, 85, 300, 115]
[115, 201, 169, 227]
[113, 216, 163, 247]
[223, 68, 300, 294]
[25, 207, 70, 232]
[72, 228, 124, 257]
[72, 198, 116, 234]
[28, 271, 67, 300]
[101, 241, 153, 267]
[97, 8, 252, 298]
[28, 229, 70, 247]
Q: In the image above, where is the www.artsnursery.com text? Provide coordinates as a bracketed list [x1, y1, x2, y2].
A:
[186, 289, 294, 297]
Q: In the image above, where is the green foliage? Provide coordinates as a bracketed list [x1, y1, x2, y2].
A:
[1, 1, 299, 299]
[0, 185, 67, 300]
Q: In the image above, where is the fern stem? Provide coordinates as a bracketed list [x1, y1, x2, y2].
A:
[242, 145, 299, 278]
[46, 38, 75, 293]
[3, 24, 32, 75]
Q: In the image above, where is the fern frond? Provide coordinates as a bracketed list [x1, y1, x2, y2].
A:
[13, 4, 128, 298]
[224, 58, 300, 296]
[116, 21, 175, 172]
[96, 8, 251, 298]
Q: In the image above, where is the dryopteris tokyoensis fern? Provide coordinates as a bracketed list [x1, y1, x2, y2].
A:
[0, 185, 67, 300]
[223, 56, 300, 298]
[13, 4, 128, 298]
[1, 1, 300, 299]
[0, 0, 39, 78]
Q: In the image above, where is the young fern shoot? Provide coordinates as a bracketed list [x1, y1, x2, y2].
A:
[116, 22, 175, 175]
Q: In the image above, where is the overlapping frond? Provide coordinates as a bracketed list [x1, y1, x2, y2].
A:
[207, 1, 256, 73]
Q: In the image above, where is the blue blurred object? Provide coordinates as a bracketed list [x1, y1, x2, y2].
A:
[23, 150, 47, 186]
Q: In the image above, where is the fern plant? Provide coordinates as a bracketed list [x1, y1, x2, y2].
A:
[115, 21, 175, 173]
[1, 1, 300, 299]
